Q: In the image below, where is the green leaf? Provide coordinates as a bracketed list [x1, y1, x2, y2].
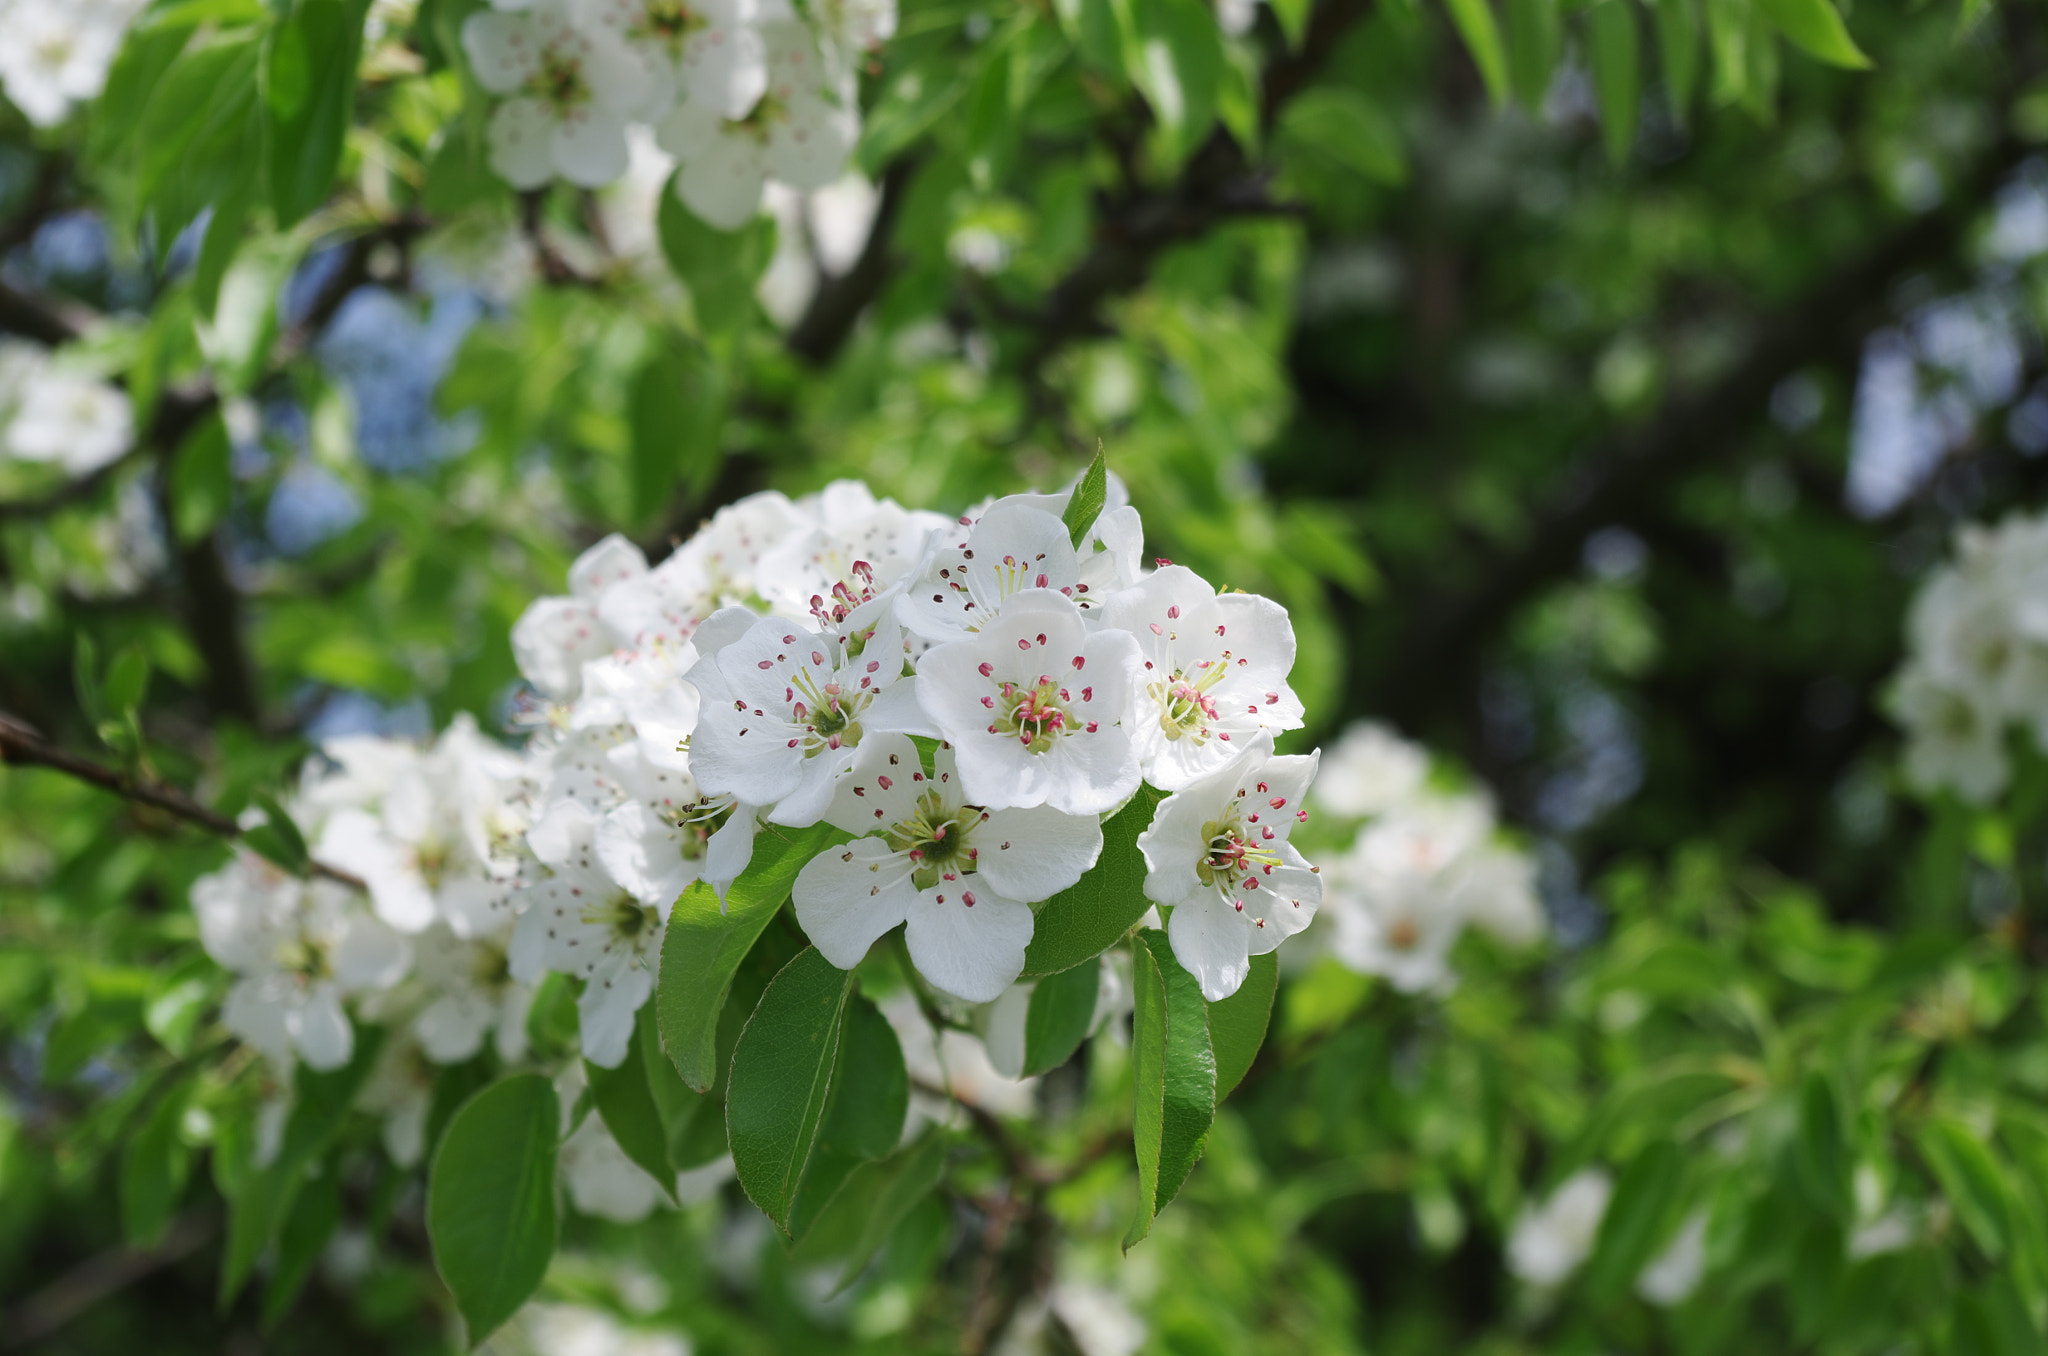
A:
[121, 1075, 196, 1245]
[145, 974, 212, 1056]
[1443, 0, 1512, 106]
[1794, 1072, 1852, 1219]
[263, 0, 373, 228]
[171, 411, 234, 546]
[1277, 87, 1407, 187]
[1021, 786, 1163, 978]
[629, 331, 725, 526]
[260, 1165, 339, 1330]
[221, 1029, 383, 1307]
[91, 22, 198, 176]
[793, 1132, 950, 1294]
[1754, 0, 1869, 68]
[1124, 931, 1216, 1250]
[1268, 0, 1312, 46]
[658, 822, 840, 1092]
[1583, 1141, 1683, 1301]
[1917, 1117, 2012, 1261]
[1950, 1273, 2040, 1356]
[427, 1074, 560, 1345]
[242, 792, 311, 879]
[1506, 0, 1562, 109]
[103, 644, 152, 724]
[1062, 450, 1109, 549]
[587, 1017, 678, 1206]
[1588, 0, 1642, 167]
[657, 180, 778, 334]
[1021, 955, 1100, 1077]
[1650, 0, 1701, 120]
[788, 992, 909, 1239]
[1207, 950, 1277, 1101]
[74, 633, 104, 731]
[425, 1057, 496, 1164]
[134, 33, 262, 246]
[726, 947, 854, 1233]
[1123, 0, 1226, 169]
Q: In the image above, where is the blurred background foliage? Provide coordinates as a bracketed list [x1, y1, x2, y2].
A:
[6, 0, 2048, 1351]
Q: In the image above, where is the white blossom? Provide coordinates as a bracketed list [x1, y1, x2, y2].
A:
[1636, 1211, 1709, 1306]
[1136, 732, 1321, 1001]
[0, 0, 142, 127]
[508, 800, 669, 1067]
[684, 608, 928, 827]
[194, 852, 410, 1071]
[560, 1113, 670, 1221]
[1311, 720, 1430, 819]
[654, 21, 858, 229]
[792, 734, 1102, 1001]
[1100, 565, 1304, 791]
[464, 0, 654, 190]
[512, 533, 653, 700]
[896, 500, 1140, 643]
[0, 346, 134, 476]
[1507, 1168, 1613, 1288]
[914, 588, 1143, 816]
[583, 0, 769, 120]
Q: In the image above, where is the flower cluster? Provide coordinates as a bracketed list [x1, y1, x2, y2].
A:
[1889, 510, 2048, 803]
[0, 340, 134, 477]
[0, 0, 145, 128]
[462, 0, 888, 228]
[1308, 721, 1544, 993]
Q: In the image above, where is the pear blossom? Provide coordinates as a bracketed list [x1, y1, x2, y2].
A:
[1312, 720, 1430, 818]
[655, 21, 858, 229]
[194, 853, 410, 1071]
[508, 800, 669, 1067]
[1101, 564, 1304, 791]
[357, 1035, 437, 1167]
[398, 924, 535, 1064]
[0, 351, 134, 475]
[1507, 1168, 1613, 1288]
[684, 608, 929, 827]
[914, 589, 1143, 816]
[598, 491, 806, 642]
[792, 734, 1102, 1000]
[1889, 508, 2048, 803]
[1320, 795, 1492, 994]
[0, 0, 143, 128]
[312, 716, 533, 936]
[1636, 1211, 1709, 1306]
[560, 1113, 671, 1221]
[463, 0, 653, 190]
[896, 500, 1141, 643]
[513, 533, 653, 699]
[1136, 733, 1321, 1001]
[583, 0, 769, 120]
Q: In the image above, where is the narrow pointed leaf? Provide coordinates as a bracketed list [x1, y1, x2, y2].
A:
[1125, 931, 1216, 1249]
[1755, 0, 1870, 68]
[1062, 449, 1110, 547]
[1588, 0, 1641, 166]
[1444, 0, 1512, 105]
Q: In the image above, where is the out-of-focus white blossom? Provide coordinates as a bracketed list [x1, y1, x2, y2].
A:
[1890, 511, 2048, 803]
[0, 0, 144, 127]
[0, 341, 134, 476]
[1507, 1168, 1612, 1288]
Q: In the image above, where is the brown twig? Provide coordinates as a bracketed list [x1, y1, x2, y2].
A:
[0, 710, 366, 890]
[0, 1211, 216, 1350]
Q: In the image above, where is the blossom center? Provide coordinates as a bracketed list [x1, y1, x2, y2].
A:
[532, 45, 592, 115]
[987, 676, 1083, 753]
[1152, 656, 1229, 741]
[1195, 802, 1287, 911]
[635, 0, 706, 54]
[585, 891, 660, 942]
[790, 665, 872, 756]
[674, 794, 737, 862]
[886, 791, 986, 891]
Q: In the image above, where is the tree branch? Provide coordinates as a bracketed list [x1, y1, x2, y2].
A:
[0, 710, 366, 890]
[786, 154, 922, 364]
